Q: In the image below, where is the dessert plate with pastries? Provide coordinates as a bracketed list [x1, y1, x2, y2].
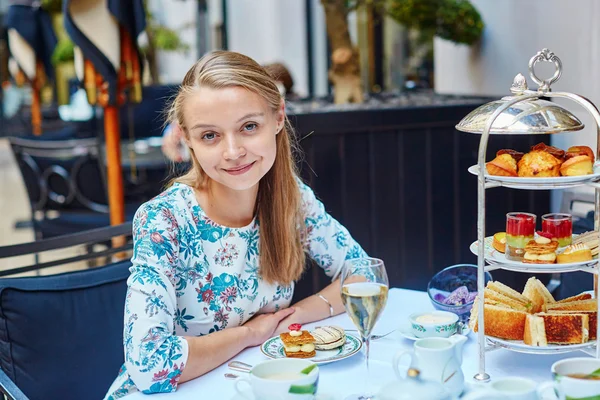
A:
[469, 277, 597, 354]
[470, 232, 598, 273]
[260, 324, 362, 365]
[468, 143, 600, 189]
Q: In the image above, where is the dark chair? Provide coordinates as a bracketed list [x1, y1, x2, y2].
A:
[0, 222, 133, 400]
[8, 136, 139, 240]
[119, 84, 178, 139]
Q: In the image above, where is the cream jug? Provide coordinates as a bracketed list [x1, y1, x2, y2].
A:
[393, 335, 467, 398]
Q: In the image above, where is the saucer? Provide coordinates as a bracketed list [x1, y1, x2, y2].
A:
[398, 323, 471, 341]
[231, 389, 336, 400]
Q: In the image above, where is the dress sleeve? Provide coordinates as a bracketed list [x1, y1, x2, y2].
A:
[300, 180, 368, 280]
[123, 201, 189, 394]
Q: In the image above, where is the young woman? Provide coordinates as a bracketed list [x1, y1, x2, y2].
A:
[105, 51, 366, 398]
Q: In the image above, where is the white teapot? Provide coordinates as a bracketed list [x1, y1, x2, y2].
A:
[377, 368, 452, 400]
[392, 335, 467, 398]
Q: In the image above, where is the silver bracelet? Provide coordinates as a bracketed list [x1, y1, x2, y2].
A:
[316, 293, 334, 317]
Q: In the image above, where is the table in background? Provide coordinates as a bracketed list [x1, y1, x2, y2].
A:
[126, 288, 584, 400]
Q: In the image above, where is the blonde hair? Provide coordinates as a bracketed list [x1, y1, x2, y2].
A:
[166, 51, 305, 285]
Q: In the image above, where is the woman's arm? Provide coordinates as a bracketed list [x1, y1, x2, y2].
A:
[179, 307, 294, 382]
[275, 279, 342, 334]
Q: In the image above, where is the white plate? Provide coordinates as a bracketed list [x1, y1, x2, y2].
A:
[260, 333, 362, 365]
[398, 323, 471, 341]
[486, 336, 596, 355]
[468, 165, 600, 189]
[470, 237, 598, 272]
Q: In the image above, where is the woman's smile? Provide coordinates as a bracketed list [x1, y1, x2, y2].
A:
[222, 161, 256, 175]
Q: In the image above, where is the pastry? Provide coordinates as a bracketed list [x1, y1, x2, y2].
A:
[280, 324, 316, 358]
[517, 151, 562, 177]
[530, 143, 566, 161]
[492, 232, 506, 253]
[311, 326, 346, 350]
[566, 145, 595, 163]
[556, 243, 593, 263]
[486, 154, 517, 177]
[572, 231, 600, 256]
[496, 149, 525, 162]
[522, 237, 559, 264]
[560, 155, 593, 176]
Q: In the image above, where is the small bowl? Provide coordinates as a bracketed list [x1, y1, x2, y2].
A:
[409, 310, 459, 338]
[427, 264, 493, 323]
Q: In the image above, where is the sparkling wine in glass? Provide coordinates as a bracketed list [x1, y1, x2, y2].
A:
[341, 257, 389, 400]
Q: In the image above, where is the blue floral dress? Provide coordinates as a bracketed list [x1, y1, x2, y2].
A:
[104, 181, 366, 398]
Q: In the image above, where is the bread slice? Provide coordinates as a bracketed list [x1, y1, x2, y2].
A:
[549, 310, 597, 340]
[487, 281, 533, 309]
[524, 314, 547, 346]
[544, 299, 597, 313]
[280, 331, 316, 358]
[524, 313, 590, 346]
[522, 277, 555, 313]
[470, 302, 528, 340]
[484, 288, 530, 312]
[558, 293, 593, 303]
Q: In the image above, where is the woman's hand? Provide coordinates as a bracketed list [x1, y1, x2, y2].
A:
[243, 307, 295, 347]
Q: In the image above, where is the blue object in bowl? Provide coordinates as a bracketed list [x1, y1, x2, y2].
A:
[427, 264, 493, 322]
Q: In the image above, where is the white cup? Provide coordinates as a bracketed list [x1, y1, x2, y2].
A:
[463, 377, 538, 400]
[234, 358, 319, 400]
[537, 357, 600, 400]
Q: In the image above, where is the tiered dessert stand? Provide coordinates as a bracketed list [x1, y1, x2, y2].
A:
[456, 48, 600, 382]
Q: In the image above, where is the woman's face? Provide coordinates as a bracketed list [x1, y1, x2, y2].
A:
[182, 86, 284, 191]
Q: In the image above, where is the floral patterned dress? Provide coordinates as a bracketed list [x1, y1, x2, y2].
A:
[104, 181, 367, 398]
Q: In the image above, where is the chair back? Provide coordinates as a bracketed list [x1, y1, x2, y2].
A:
[0, 222, 133, 400]
[9, 136, 109, 214]
[0, 261, 131, 400]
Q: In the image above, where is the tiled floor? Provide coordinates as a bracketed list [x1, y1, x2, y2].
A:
[0, 138, 88, 277]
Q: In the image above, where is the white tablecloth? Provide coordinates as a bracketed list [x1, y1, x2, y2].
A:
[126, 288, 587, 399]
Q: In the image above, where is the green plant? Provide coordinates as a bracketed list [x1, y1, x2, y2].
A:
[51, 38, 74, 65]
[387, 0, 484, 45]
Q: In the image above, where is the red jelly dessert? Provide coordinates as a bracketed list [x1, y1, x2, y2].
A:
[506, 212, 536, 261]
[542, 213, 572, 247]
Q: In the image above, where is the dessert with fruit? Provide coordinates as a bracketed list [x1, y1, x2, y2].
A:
[279, 324, 316, 358]
[506, 213, 536, 261]
[541, 213, 573, 247]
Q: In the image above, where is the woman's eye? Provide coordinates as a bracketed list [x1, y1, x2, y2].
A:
[202, 132, 216, 141]
[243, 123, 257, 132]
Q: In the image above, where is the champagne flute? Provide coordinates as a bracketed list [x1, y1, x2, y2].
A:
[341, 257, 389, 400]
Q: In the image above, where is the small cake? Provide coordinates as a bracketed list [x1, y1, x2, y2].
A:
[517, 151, 562, 177]
[486, 154, 518, 177]
[279, 324, 316, 358]
[522, 236, 559, 264]
[492, 232, 506, 253]
[557, 243, 593, 264]
[560, 155, 593, 176]
[311, 326, 346, 350]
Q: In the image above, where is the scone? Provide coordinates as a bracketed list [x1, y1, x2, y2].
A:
[560, 155, 593, 176]
[280, 324, 316, 358]
[486, 154, 517, 177]
[311, 326, 346, 350]
[557, 243, 593, 263]
[492, 232, 506, 253]
[518, 151, 562, 177]
[496, 149, 525, 163]
[530, 143, 566, 161]
[566, 145, 595, 163]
